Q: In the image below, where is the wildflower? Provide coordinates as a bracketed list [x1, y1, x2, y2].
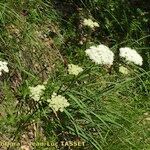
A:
[68, 64, 83, 76]
[85, 44, 114, 66]
[144, 112, 149, 116]
[29, 84, 45, 101]
[0, 60, 9, 76]
[83, 18, 99, 28]
[145, 117, 150, 121]
[119, 66, 129, 74]
[43, 79, 48, 85]
[47, 92, 70, 112]
[119, 47, 143, 66]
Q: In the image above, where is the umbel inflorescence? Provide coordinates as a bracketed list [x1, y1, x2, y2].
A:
[119, 47, 143, 66]
[83, 18, 99, 28]
[119, 66, 129, 74]
[68, 64, 83, 76]
[0, 60, 9, 76]
[85, 44, 114, 66]
[29, 84, 45, 101]
[47, 92, 70, 112]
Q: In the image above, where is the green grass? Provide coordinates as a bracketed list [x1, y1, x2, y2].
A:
[0, 0, 150, 150]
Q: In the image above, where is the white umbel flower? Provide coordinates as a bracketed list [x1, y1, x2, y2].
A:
[29, 85, 45, 101]
[68, 64, 83, 76]
[119, 47, 143, 66]
[85, 44, 114, 66]
[0, 60, 9, 76]
[83, 18, 99, 28]
[119, 66, 129, 74]
[47, 93, 70, 112]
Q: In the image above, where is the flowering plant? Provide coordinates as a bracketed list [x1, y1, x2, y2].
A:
[85, 44, 114, 66]
[0, 60, 9, 76]
[119, 47, 143, 66]
[47, 92, 70, 112]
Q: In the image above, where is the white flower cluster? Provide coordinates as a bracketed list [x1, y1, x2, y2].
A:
[119, 66, 129, 74]
[0, 60, 9, 76]
[119, 47, 143, 66]
[68, 64, 83, 76]
[83, 18, 99, 28]
[29, 84, 45, 101]
[47, 92, 70, 112]
[85, 44, 114, 66]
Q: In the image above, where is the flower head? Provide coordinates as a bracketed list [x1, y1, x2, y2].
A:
[119, 66, 129, 74]
[85, 44, 114, 66]
[0, 60, 9, 76]
[119, 47, 143, 66]
[47, 92, 70, 112]
[29, 84, 45, 101]
[83, 18, 99, 28]
[68, 64, 83, 76]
